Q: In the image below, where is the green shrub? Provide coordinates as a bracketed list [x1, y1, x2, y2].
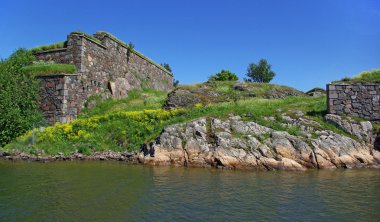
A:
[173, 79, 180, 87]
[7, 109, 186, 154]
[332, 69, 380, 84]
[160, 63, 172, 73]
[0, 49, 43, 147]
[340, 77, 352, 82]
[353, 69, 380, 83]
[209, 70, 238, 81]
[20, 63, 77, 77]
[305, 87, 325, 94]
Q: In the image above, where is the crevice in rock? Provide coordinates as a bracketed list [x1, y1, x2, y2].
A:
[260, 161, 271, 171]
[214, 157, 225, 168]
[140, 144, 149, 156]
[309, 150, 319, 169]
[374, 136, 380, 152]
[356, 156, 365, 164]
[205, 117, 217, 145]
[311, 147, 320, 169]
[183, 149, 189, 167]
[149, 142, 155, 157]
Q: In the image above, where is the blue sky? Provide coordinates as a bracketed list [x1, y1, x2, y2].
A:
[1, 0, 379, 91]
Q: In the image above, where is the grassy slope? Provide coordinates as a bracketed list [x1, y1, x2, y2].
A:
[181, 81, 303, 97]
[82, 89, 169, 117]
[4, 82, 351, 155]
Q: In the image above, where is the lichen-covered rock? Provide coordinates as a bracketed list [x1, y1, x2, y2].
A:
[140, 115, 380, 171]
[325, 114, 374, 143]
[164, 89, 206, 109]
[312, 131, 376, 169]
[306, 87, 326, 97]
[164, 82, 305, 109]
[232, 82, 253, 91]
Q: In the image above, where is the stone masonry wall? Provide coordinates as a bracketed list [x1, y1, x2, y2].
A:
[37, 74, 83, 125]
[33, 31, 173, 124]
[34, 34, 83, 69]
[34, 32, 173, 101]
[34, 49, 72, 65]
[327, 84, 380, 120]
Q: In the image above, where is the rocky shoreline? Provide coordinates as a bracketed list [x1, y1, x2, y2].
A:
[139, 114, 380, 170]
[0, 150, 140, 163]
[2, 113, 380, 171]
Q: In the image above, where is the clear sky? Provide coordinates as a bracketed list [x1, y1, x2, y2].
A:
[1, 0, 379, 91]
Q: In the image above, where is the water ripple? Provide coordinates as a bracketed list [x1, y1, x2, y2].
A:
[0, 162, 379, 221]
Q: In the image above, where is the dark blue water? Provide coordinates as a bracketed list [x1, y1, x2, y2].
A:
[0, 161, 379, 221]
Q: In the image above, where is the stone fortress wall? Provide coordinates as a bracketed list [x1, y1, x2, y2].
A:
[37, 74, 81, 124]
[34, 31, 173, 125]
[327, 84, 380, 120]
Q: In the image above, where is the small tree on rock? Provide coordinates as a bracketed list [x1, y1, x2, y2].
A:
[209, 69, 238, 81]
[246, 59, 275, 83]
[161, 63, 172, 73]
[173, 79, 179, 87]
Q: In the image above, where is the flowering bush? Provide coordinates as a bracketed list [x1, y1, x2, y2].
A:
[9, 108, 186, 154]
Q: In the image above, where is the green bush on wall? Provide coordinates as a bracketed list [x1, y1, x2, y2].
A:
[333, 69, 380, 84]
[352, 69, 380, 83]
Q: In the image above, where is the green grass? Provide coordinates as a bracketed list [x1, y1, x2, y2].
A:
[81, 89, 169, 117]
[4, 88, 356, 156]
[20, 63, 77, 77]
[333, 69, 380, 84]
[30, 41, 67, 54]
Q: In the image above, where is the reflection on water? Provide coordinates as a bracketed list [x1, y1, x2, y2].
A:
[0, 161, 379, 221]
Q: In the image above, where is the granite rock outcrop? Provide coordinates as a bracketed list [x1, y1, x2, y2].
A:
[139, 115, 380, 170]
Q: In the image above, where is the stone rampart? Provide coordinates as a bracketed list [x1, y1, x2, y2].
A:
[327, 84, 380, 120]
[33, 31, 173, 124]
[37, 74, 83, 125]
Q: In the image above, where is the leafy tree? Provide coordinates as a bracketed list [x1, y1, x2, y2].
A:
[209, 69, 238, 81]
[0, 49, 43, 146]
[246, 59, 275, 83]
[161, 63, 172, 73]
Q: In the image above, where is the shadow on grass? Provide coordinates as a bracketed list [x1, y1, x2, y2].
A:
[306, 110, 327, 117]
